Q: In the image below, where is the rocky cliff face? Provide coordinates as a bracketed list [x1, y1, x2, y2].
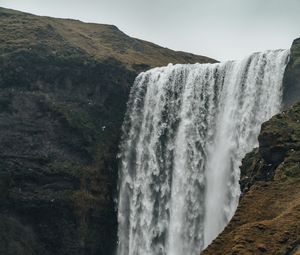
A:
[202, 105, 300, 254]
[0, 7, 216, 255]
[283, 38, 300, 108]
[1, 7, 299, 255]
[201, 38, 300, 255]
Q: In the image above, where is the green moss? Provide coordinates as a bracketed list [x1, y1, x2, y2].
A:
[53, 104, 96, 137]
[67, 111, 96, 133]
[48, 161, 88, 178]
[281, 152, 300, 178]
[241, 149, 259, 174]
[72, 191, 97, 210]
[284, 165, 300, 177]
[54, 190, 74, 202]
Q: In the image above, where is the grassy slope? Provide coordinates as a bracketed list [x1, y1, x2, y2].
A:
[0, 7, 216, 70]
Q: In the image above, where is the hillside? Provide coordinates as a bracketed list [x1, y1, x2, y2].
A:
[0, 7, 216, 70]
[203, 104, 300, 254]
[0, 7, 216, 255]
[1, 6, 299, 255]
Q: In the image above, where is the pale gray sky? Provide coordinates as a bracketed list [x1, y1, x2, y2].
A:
[1, 0, 300, 61]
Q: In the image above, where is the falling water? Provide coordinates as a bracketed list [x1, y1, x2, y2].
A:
[117, 50, 290, 255]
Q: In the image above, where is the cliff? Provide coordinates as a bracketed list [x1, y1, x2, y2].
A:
[0, 7, 216, 255]
[201, 38, 300, 255]
[1, 6, 299, 255]
[283, 38, 300, 108]
[202, 103, 300, 254]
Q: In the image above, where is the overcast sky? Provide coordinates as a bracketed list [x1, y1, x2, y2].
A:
[1, 0, 299, 61]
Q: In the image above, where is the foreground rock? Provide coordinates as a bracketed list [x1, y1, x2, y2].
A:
[0, 7, 216, 255]
[203, 102, 300, 255]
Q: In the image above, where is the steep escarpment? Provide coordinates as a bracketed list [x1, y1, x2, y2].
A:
[0, 7, 216, 255]
[202, 102, 300, 255]
[201, 38, 300, 255]
[283, 37, 300, 108]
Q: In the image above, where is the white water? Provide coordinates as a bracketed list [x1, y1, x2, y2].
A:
[117, 50, 290, 255]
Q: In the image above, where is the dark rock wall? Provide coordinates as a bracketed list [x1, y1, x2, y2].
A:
[0, 7, 216, 255]
[240, 103, 300, 192]
[0, 50, 135, 255]
[283, 37, 300, 108]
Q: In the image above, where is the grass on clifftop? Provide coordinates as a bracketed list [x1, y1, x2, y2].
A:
[0, 7, 217, 70]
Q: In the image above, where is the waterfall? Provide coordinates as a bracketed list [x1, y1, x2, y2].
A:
[117, 49, 290, 255]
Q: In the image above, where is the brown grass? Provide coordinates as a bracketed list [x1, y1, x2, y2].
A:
[0, 7, 217, 69]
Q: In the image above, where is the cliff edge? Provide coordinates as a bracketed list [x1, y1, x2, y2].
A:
[203, 102, 300, 254]
[0, 7, 216, 255]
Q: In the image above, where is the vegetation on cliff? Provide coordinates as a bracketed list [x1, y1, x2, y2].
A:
[203, 102, 300, 255]
[0, 7, 216, 71]
[0, 7, 216, 255]
[201, 37, 300, 255]
[0, 6, 299, 255]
